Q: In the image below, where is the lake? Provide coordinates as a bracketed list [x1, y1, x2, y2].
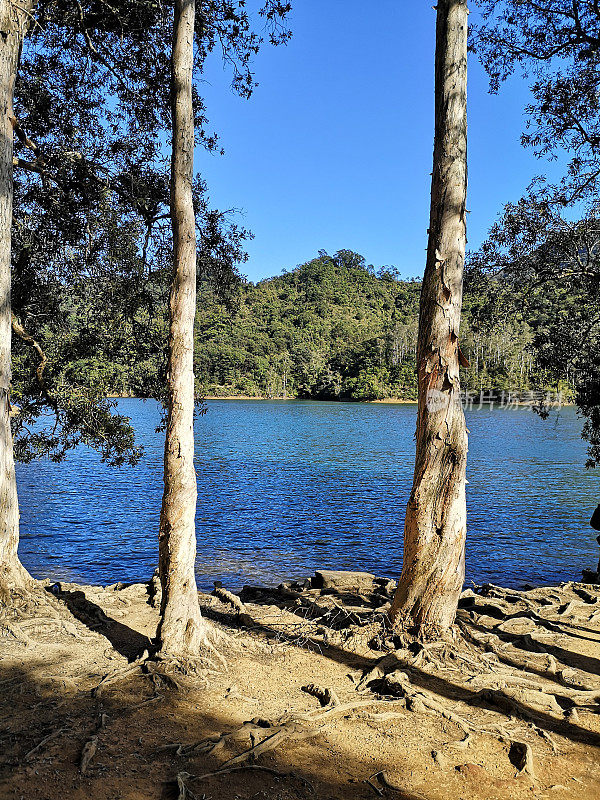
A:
[16, 399, 599, 591]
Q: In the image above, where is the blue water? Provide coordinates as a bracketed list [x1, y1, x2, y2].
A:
[16, 399, 599, 590]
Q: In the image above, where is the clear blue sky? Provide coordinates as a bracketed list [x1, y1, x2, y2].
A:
[198, 1, 564, 283]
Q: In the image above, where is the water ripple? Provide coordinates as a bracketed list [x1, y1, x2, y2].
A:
[16, 399, 598, 590]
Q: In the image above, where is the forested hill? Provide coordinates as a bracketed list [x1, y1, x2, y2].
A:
[193, 250, 551, 401]
[21, 248, 562, 408]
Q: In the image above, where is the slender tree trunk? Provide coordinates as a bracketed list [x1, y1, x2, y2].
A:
[0, 1, 33, 600]
[156, 0, 210, 659]
[389, 0, 468, 635]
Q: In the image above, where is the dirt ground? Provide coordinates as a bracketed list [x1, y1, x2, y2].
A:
[0, 572, 599, 800]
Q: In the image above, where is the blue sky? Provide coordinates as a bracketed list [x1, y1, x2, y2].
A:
[198, 1, 564, 283]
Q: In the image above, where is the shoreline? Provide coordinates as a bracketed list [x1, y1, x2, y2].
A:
[107, 393, 573, 406]
[203, 396, 418, 403]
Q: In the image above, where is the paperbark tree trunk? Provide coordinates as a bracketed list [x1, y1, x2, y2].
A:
[389, 0, 469, 635]
[0, 1, 34, 600]
[156, 0, 211, 660]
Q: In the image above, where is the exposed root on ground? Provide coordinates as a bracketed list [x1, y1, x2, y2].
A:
[79, 735, 98, 774]
[212, 583, 246, 613]
[0, 578, 98, 647]
[367, 770, 429, 799]
[153, 614, 237, 680]
[301, 683, 340, 707]
[206, 572, 600, 790]
[166, 683, 407, 784]
[92, 650, 150, 697]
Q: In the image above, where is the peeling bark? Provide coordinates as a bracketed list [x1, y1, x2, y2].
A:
[156, 0, 212, 660]
[0, 1, 34, 600]
[389, 0, 469, 635]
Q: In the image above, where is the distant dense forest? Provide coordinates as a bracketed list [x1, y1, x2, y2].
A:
[192, 250, 528, 401]
[17, 248, 572, 405]
[194, 249, 566, 401]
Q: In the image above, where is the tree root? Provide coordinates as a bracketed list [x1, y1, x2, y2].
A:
[530, 723, 559, 754]
[0, 580, 110, 651]
[159, 718, 276, 757]
[405, 686, 472, 739]
[23, 727, 68, 761]
[147, 569, 162, 609]
[153, 619, 234, 679]
[0, 620, 34, 646]
[301, 683, 340, 707]
[92, 651, 149, 697]
[474, 686, 563, 716]
[364, 776, 384, 796]
[183, 698, 400, 769]
[166, 692, 406, 783]
[370, 659, 558, 772]
[508, 740, 535, 781]
[362, 711, 406, 723]
[369, 770, 429, 800]
[219, 723, 317, 769]
[124, 693, 164, 713]
[212, 584, 246, 613]
[79, 736, 98, 774]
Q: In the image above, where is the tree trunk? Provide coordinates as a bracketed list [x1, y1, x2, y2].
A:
[0, 1, 34, 600]
[156, 0, 210, 659]
[389, 0, 468, 635]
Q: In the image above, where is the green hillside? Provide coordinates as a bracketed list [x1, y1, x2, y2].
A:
[194, 250, 547, 401]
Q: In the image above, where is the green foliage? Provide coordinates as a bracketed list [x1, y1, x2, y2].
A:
[469, 203, 600, 464]
[9, 0, 291, 465]
[472, 1, 600, 207]
[192, 249, 545, 401]
[470, 3, 600, 464]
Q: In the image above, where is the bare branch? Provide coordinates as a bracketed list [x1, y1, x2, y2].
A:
[74, 0, 140, 99]
[11, 314, 57, 411]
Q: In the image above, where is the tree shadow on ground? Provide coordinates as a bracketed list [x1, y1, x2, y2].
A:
[49, 585, 152, 660]
[203, 592, 600, 753]
[0, 653, 437, 800]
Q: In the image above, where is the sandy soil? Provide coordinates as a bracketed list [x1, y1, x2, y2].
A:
[0, 573, 599, 800]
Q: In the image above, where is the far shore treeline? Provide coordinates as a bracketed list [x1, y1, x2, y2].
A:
[17, 248, 570, 406]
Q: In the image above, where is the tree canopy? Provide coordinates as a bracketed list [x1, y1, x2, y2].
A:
[9, 0, 291, 465]
[473, 0, 600, 206]
[471, 1, 600, 464]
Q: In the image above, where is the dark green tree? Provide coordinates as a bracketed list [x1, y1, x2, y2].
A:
[0, 0, 291, 602]
[473, 1, 600, 206]
[472, 1, 600, 464]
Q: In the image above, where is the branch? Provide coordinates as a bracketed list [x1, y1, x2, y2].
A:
[10, 1, 42, 32]
[11, 314, 58, 411]
[74, 0, 140, 99]
[10, 115, 41, 157]
[577, 311, 600, 349]
[13, 156, 57, 182]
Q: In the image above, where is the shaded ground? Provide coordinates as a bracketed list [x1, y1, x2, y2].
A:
[0, 573, 599, 800]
